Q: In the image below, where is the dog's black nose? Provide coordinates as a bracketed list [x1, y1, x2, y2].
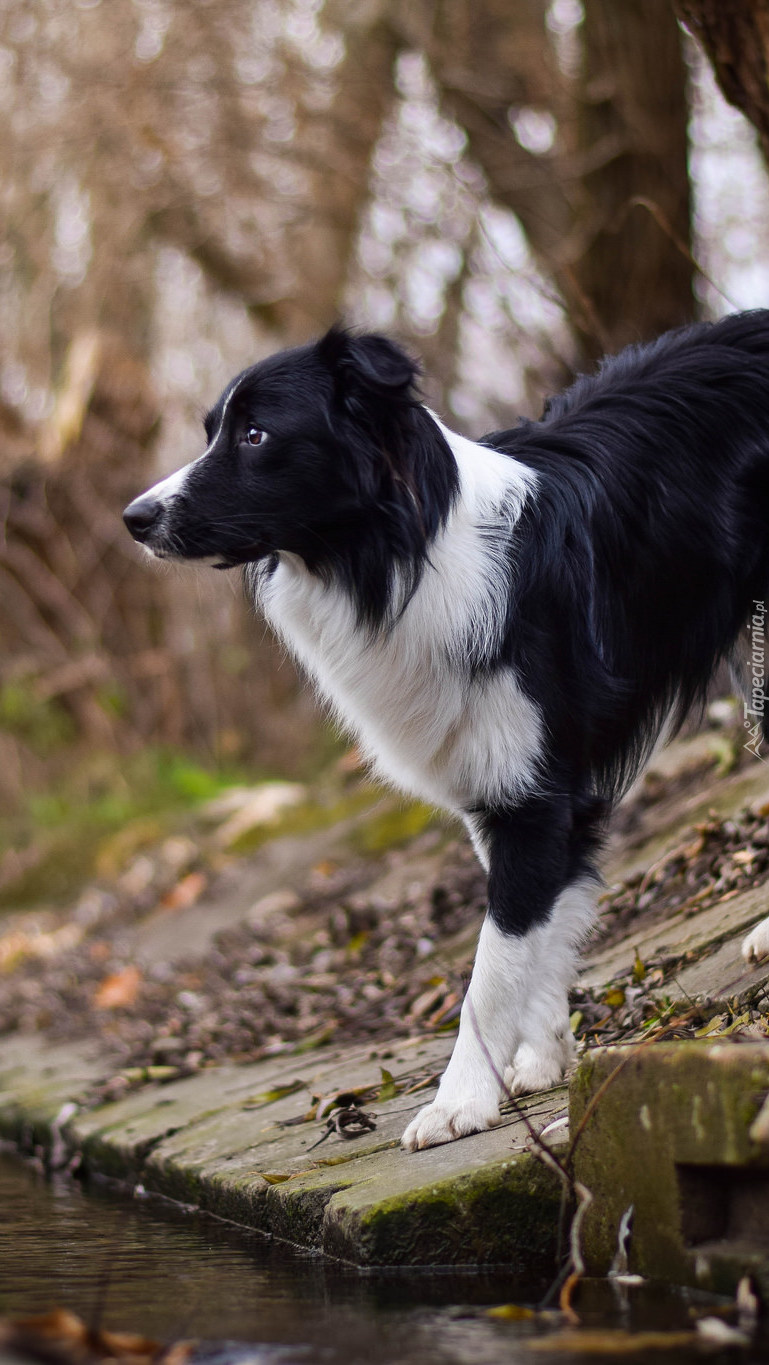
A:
[123, 495, 162, 541]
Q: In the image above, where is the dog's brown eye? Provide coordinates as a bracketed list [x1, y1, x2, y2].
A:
[246, 427, 266, 447]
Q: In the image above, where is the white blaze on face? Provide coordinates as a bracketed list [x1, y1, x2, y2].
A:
[139, 461, 195, 507]
[141, 374, 243, 510]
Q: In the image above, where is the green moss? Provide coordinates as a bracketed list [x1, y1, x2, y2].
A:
[223, 783, 370, 856]
[201, 1169, 272, 1230]
[139, 1152, 210, 1207]
[0, 682, 75, 750]
[324, 1155, 565, 1268]
[570, 1043, 769, 1286]
[352, 800, 437, 854]
[266, 1177, 353, 1250]
[0, 747, 247, 910]
[223, 783, 438, 858]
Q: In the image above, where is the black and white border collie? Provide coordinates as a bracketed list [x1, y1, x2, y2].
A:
[124, 314, 769, 1150]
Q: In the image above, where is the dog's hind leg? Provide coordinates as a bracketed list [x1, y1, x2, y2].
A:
[401, 795, 600, 1151]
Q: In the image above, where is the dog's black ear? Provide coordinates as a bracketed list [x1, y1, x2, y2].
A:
[317, 326, 419, 401]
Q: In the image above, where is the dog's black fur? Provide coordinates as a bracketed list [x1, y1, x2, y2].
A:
[494, 312, 769, 800]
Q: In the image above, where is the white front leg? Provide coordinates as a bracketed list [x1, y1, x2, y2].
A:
[401, 878, 595, 1151]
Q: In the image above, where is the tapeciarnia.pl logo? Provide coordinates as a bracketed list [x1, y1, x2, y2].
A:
[744, 600, 767, 761]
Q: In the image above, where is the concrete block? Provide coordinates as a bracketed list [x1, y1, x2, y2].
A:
[570, 1042, 769, 1293]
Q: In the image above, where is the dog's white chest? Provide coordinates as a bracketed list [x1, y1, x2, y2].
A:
[253, 419, 543, 811]
[258, 553, 542, 812]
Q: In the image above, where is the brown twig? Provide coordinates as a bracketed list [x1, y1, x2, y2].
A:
[464, 995, 582, 1315]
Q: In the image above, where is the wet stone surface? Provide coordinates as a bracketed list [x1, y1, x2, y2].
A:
[0, 1030, 566, 1268]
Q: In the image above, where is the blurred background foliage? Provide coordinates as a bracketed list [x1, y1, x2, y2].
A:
[2, 0, 769, 846]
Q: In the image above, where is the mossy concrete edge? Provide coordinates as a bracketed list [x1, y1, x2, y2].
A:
[0, 1033, 566, 1270]
[570, 1041, 769, 1295]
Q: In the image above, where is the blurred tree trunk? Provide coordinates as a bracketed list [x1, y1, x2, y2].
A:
[566, 0, 694, 360]
[676, 0, 769, 164]
[407, 0, 694, 366]
[274, 0, 402, 338]
[410, 0, 572, 264]
[150, 2, 401, 337]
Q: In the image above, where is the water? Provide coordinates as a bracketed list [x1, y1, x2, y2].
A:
[0, 1153, 763, 1364]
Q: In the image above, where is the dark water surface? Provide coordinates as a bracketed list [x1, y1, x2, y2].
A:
[0, 1153, 763, 1364]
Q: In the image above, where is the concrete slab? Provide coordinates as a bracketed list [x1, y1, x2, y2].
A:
[571, 1042, 769, 1295]
[0, 1029, 566, 1269]
[581, 880, 769, 991]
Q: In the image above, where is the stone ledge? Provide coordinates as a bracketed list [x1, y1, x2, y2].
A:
[0, 1031, 565, 1270]
[571, 1041, 769, 1294]
[7, 1029, 769, 1281]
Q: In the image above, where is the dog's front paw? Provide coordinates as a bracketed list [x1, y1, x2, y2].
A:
[742, 916, 769, 963]
[401, 1097, 502, 1151]
[504, 1034, 574, 1097]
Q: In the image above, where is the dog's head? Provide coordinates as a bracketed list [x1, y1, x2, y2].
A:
[123, 327, 458, 603]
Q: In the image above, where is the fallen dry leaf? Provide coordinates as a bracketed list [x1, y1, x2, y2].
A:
[311, 859, 337, 878]
[0, 1308, 194, 1365]
[487, 1304, 537, 1320]
[0, 924, 83, 972]
[93, 965, 142, 1009]
[214, 781, 306, 848]
[160, 871, 207, 912]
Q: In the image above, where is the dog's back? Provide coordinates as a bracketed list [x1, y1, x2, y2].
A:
[483, 311, 769, 802]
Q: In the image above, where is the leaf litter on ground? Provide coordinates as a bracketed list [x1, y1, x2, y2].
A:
[1, 767, 769, 1106]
